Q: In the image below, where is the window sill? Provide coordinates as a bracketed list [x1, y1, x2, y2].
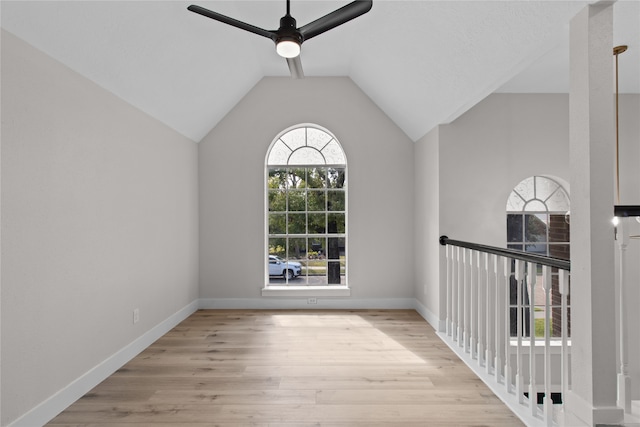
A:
[261, 286, 351, 297]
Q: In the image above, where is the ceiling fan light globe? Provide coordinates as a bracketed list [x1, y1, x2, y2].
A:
[276, 40, 300, 58]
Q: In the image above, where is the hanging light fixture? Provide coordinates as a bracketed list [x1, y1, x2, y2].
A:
[612, 45, 640, 236]
[614, 45, 627, 205]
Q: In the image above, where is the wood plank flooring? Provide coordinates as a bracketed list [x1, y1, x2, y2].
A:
[47, 310, 524, 426]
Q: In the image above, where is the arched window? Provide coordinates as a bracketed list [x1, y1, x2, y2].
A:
[506, 176, 570, 338]
[266, 125, 347, 287]
[506, 176, 570, 258]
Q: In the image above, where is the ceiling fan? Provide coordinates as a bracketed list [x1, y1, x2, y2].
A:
[187, 0, 373, 78]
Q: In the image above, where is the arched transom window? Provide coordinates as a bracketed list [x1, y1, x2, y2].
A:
[266, 125, 347, 287]
[506, 176, 570, 257]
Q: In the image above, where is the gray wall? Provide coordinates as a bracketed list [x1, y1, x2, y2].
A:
[439, 93, 571, 248]
[1, 31, 199, 425]
[198, 77, 415, 301]
[413, 126, 440, 325]
[414, 93, 572, 327]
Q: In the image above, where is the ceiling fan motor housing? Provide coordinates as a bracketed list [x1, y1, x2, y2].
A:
[275, 14, 304, 46]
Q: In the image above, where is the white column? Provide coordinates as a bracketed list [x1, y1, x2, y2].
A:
[566, 3, 624, 425]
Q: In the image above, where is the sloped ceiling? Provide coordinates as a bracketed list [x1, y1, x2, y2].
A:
[2, 1, 639, 142]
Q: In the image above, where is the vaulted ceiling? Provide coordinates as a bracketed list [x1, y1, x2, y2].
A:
[2, 1, 639, 142]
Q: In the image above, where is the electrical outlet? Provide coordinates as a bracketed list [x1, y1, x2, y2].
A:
[307, 298, 317, 304]
[133, 308, 140, 324]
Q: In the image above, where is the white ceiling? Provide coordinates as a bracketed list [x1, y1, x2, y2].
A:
[2, 1, 639, 142]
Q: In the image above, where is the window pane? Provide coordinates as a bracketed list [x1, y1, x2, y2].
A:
[308, 238, 326, 258]
[307, 168, 326, 189]
[337, 237, 346, 257]
[525, 214, 547, 243]
[269, 238, 286, 257]
[549, 214, 570, 243]
[327, 213, 345, 234]
[307, 127, 333, 150]
[308, 213, 326, 234]
[280, 128, 306, 151]
[267, 141, 291, 165]
[323, 140, 346, 165]
[308, 190, 325, 211]
[546, 188, 570, 212]
[287, 169, 306, 189]
[535, 176, 559, 202]
[327, 191, 345, 211]
[506, 191, 525, 211]
[514, 177, 534, 202]
[549, 244, 570, 260]
[327, 237, 345, 260]
[288, 238, 306, 260]
[525, 243, 547, 256]
[508, 244, 523, 251]
[507, 214, 523, 242]
[328, 261, 341, 284]
[524, 199, 547, 212]
[289, 147, 325, 165]
[269, 213, 286, 234]
[288, 213, 306, 234]
[328, 168, 346, 188]
[309, 275, 328, 285]
[288, 190, 306, 211]
[308, 261, 327, 283]
[268, 168, 288, 189]
[269, 189, 286, 211]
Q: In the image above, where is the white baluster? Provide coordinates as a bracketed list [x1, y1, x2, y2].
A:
[616, 217, 631, 413]
[515, 259, 525, 403]
[458, 247, 464, 346]
[470, 249, 478, 359]
[528, 262, 538, 416]
[477, 251, 485, 367]
[495, 255, 504, 382]
[451, 246, 458, 342]
[446, 244, 452, 336]
[559, 268, 569, 404]
[542, 265, 553, 426]
[485, 253, 493, 375]
[463, 248, 470, 352]
[504, 257, 512, 392]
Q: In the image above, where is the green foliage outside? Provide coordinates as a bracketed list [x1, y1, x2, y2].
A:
[535, 317, 553, 338]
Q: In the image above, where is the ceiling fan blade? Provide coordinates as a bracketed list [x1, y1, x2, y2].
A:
[188, 5, 276, 40]
[299, 0, 372, 41]
[286, 56, 304, 79]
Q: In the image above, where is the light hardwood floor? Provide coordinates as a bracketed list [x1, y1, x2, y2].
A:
[48, 310, 524, 426]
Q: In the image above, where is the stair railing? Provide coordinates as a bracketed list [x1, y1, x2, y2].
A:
[439, 236, 571, 426]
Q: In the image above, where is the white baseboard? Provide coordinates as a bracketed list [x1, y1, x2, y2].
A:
[198, 297, 416, 310]
[8, 300, 199, 427]
[412, 299, 444, 331]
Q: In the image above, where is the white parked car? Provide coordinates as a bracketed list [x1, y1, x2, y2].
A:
[269, 255, 302, 280]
